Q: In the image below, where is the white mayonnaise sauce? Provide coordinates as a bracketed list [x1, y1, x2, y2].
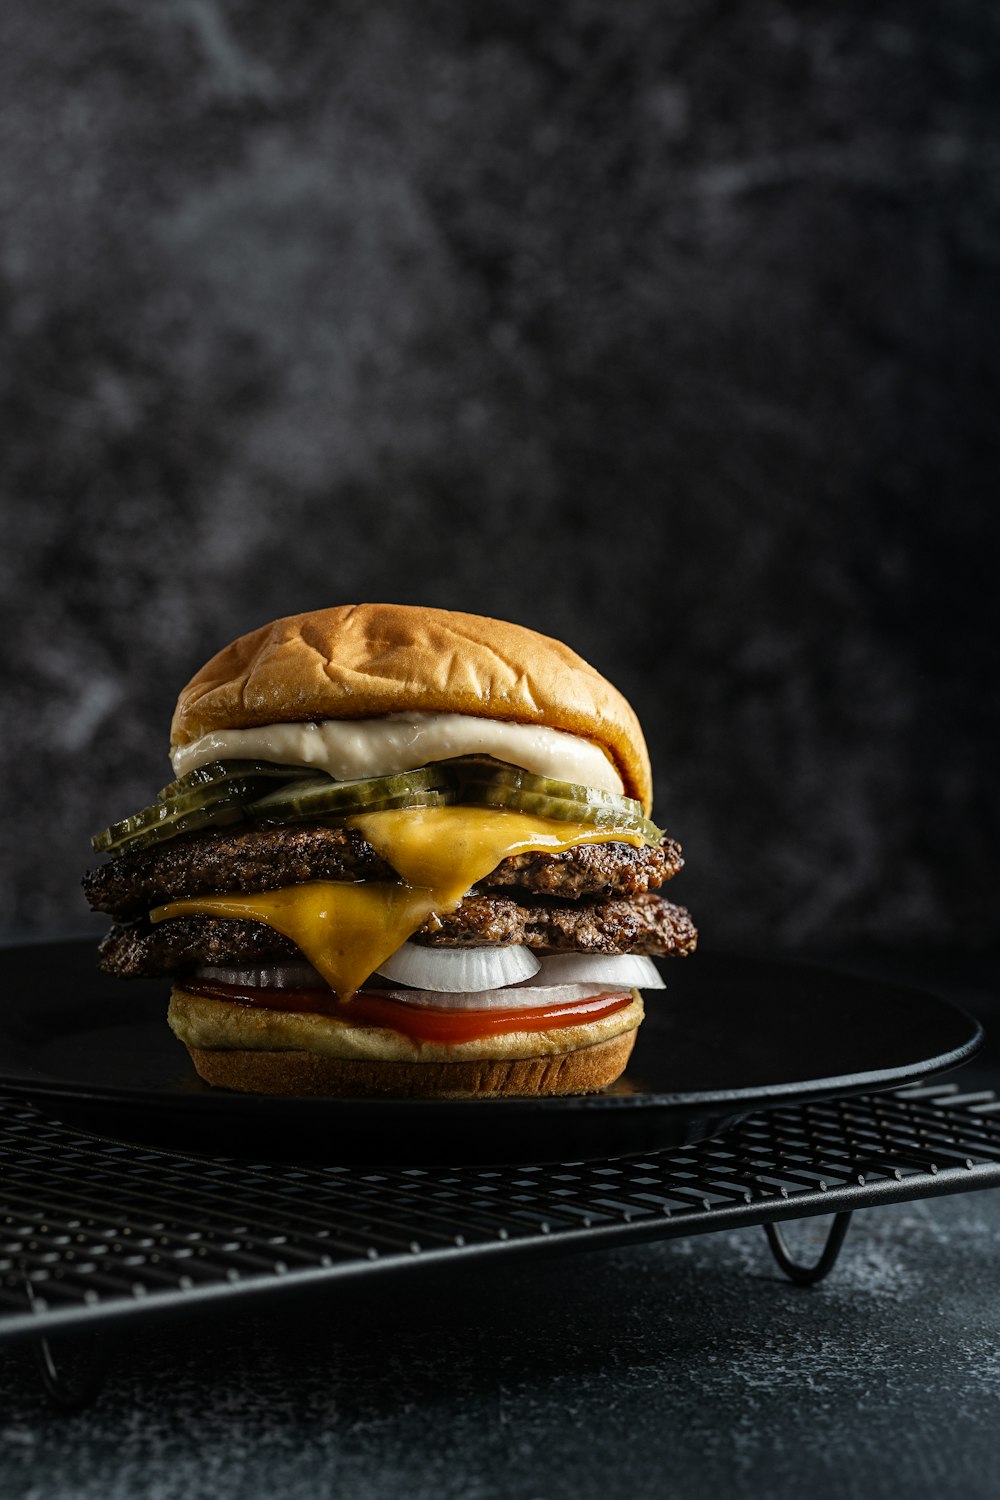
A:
[170, 712, 625, 794]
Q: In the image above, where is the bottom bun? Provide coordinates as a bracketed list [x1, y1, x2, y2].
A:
[170, 985, 643, 1098]
[184, 1028, 638, 1099]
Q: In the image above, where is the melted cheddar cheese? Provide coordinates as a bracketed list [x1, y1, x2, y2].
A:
[152, 806, 643, 998]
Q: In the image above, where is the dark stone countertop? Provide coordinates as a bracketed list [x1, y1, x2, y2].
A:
[2, 952, 998, 1499]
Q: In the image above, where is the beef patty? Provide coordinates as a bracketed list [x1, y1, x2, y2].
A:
[98, 893, 697, 978]
[83, 823, 683, 919]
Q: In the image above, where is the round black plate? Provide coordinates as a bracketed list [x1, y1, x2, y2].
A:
[0, 941, 982, 1165]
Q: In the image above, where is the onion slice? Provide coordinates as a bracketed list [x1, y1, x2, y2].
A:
[530, 954, 666, 990]
[369, 983, 627, 1011]
[374, 942, 540, 992]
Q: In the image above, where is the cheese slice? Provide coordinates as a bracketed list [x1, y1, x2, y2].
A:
[152, 806, 642, 999]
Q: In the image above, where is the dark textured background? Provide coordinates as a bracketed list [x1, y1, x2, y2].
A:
[1, 0, 997, 949]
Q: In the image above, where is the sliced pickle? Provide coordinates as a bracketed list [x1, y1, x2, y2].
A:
[91, 766, 451, 857]
[158, 760, 310, 801]
[458, 779, 663, 843]
[246, 766, 453, 822]
[334, 788, 454, 817]
[449, 757, 643, 814]
[93, 756, 662, 859]
[92, 797, 248, 855]
[91, 775, 288, 852]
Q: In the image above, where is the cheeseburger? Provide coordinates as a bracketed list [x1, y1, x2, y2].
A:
[83, 605, 697, 1097]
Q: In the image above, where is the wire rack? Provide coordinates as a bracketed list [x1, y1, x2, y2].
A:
[5, 1082, 1000, 1406]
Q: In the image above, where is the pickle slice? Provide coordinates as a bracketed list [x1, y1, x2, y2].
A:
[92, 756, 662, 860]
[92, 797, 249, 855]
[458, 779, 663, 843]
[247, 767, 453, 822]
[449, 757, 644, 815]
[91, 766, 453, 857]
[158, 760, 310, 801]
[92, 774, 287, 854]
[325, 788, 454, 818]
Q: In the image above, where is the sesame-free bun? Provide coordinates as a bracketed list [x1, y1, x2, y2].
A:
[184, 1032, 637, 1099]
[168, 987, 642, 1099]
[170, 604, 652, 811]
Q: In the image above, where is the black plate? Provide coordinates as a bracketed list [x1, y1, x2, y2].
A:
[0, 941, 983, 1164]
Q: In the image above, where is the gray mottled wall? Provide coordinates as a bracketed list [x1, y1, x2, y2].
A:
[1, 0, 997, 949]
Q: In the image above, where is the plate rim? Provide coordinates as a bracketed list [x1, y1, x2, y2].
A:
[0, 940, 984, 1123]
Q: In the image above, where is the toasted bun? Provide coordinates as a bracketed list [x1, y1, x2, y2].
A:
[168, 986, 642, 1098]
[184, 1030, 637, 1099]
[170, 604, 652, 811]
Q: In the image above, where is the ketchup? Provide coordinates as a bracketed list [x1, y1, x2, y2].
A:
[182, 979, 633, 1044]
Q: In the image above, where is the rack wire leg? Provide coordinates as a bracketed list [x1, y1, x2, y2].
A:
[32, 1331, 112, 1411]
[23, 1273, 112, 1409]
[763, 1211, 853, 1285]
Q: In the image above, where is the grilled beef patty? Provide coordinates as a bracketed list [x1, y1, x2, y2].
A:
[83, 823, 683, 919]
[98, 893, 697, 978]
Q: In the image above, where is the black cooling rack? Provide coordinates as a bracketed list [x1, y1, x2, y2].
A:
[5, 1082, 1000, 1407]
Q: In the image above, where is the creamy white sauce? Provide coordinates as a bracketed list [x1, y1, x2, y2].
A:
[170, 712, 624, 793]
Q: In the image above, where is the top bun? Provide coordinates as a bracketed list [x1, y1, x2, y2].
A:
[171, 604, 652, 811]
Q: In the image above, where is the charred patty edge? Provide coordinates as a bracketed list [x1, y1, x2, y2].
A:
[83, 824, 684, 918]
[98, 893, 698, 978]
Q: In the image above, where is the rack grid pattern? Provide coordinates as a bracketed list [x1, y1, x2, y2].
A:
[3, 1082, 1000, 1347]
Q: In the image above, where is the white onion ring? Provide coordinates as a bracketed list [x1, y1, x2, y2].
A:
[529, 954, 666, 989]
[374, 942, 539, 992]
[369, 983, 629, 1011]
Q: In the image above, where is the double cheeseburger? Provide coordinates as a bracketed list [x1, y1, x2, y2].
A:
[84, 605, 697, 1098]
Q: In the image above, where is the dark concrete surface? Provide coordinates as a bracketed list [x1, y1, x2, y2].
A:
[1, 954, 998, 1499]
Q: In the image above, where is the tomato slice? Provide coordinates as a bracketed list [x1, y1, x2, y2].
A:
[180, 979, 633, 1044]
[336, 990, 633, 1043]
